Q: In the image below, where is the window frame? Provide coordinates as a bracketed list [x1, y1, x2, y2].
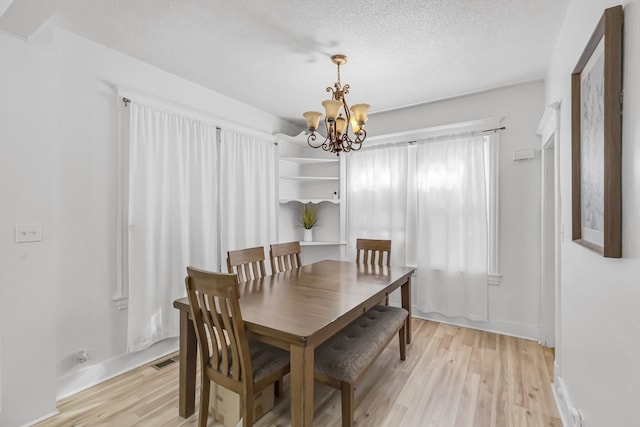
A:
[354, 117, 502, 285]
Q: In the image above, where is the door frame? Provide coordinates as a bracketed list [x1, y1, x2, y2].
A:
[537, 102, 561, 349]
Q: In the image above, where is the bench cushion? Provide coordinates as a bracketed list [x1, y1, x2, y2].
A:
[315, 305, 408, 383]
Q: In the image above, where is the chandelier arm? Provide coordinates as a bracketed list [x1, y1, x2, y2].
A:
[307, 132, 322, 149]
[307, 132, 334, 152]
[323, 133, 332, 151]
[354, 129, 367, 147]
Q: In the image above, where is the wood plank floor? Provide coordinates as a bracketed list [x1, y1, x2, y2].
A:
[36, 318, 561, 427]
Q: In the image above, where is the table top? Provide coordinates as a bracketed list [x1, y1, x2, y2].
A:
[174, 260, 414, 347]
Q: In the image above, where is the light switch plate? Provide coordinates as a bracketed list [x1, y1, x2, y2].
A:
[15, 223, 42, 243]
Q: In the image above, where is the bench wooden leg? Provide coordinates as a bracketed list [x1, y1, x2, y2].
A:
[274, 379, 282, 397]
[399, 324, 407, 361]
[341, 381, 354, 427]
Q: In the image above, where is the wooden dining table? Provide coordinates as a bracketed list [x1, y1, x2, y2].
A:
[173, 259, 414, 426]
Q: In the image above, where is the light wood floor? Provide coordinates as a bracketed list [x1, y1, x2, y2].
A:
[37, 318, 561, 427]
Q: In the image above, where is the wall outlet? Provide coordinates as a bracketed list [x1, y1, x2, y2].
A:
[75, 349, 89, 364]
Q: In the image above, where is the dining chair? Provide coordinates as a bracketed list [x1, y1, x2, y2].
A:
[269, 241, 302, 273]
[184, 267, 290, 427]
[355, 238, 392, 266]
[227, 246, 267, 283]
[356, 238, 392, 304]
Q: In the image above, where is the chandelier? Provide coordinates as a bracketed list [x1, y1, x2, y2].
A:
[303, 54, 370, 155]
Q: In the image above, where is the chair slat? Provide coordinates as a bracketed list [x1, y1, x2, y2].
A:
[356, 239, 391, 267]
[269, 241, 302, 274]
[227, 246, 267, 283]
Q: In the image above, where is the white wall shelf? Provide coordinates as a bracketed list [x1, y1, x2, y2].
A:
[280, 176, 339, 181]
[276, 142, 346, 263]
[280, 198, 340, 205]
[280, 156, 340, 165]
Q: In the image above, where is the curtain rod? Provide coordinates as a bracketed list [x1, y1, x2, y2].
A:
[482, 126, 506, 133]
[120, 96, 276, 143]
[362, 126, 506, 152]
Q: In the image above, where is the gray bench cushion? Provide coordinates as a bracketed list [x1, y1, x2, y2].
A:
[315, 305, 408, 383]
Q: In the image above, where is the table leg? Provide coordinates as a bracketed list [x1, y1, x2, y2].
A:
[401, 276, 412, 344]
[178, 308, 197, 418]
[290, 344, 315, 426]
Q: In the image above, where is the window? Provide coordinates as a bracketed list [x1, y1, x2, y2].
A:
[346, 119, 501, 286]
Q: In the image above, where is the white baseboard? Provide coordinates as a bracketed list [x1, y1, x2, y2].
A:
[552, 371, 573, 427]
[55, 338, 179, 401]
[21, 410, 59, 427]
[411, 309, 541, 341]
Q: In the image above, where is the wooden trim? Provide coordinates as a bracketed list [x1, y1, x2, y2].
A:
[571, 73, 582, 243]
[571, 5, 623, 258]
[603, 6, 623, 258]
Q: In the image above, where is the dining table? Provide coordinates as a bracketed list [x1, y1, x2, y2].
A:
[173, 259, 415, 427]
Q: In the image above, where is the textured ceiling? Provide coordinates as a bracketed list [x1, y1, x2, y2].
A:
[1, 0, 570, 127]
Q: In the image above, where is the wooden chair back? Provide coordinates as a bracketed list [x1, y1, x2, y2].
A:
[356, 238, 392, 266]
[269, 241, 302, 273]
[185, 267, 252, 396]
[185, 266, 290, 427]
[226, 246, 266, 283]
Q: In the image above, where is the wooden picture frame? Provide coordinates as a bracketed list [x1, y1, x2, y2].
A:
[571, 5, 623, 258]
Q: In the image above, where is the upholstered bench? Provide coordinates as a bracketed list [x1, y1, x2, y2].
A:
[315, 304, 409, 427]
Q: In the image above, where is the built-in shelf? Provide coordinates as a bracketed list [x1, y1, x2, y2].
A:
[300, 241, 347, 246]
[280, 157, 340, 165]
[280, 198, 340, 205]
[277, 142, 345, 263]
[280, 176, 339, 181]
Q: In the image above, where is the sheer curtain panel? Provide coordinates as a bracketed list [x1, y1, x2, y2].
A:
[415, 135, 488, 321]
[127, 102, 218, 352]
[219, 130, 278, 262]
[346, 145, 409, 265]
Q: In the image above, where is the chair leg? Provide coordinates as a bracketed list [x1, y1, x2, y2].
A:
[242, 390, 255, 427]
[340, 381, 354, 427]
[198, 376, 210, 427]
[274, 379, 282, 398]
[399, 324, 407, 361]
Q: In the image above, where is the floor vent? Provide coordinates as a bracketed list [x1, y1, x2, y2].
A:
[152, 358, 176, 370]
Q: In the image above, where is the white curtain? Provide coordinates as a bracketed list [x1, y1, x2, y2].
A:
[219, 130, 277, 266]
[415, 135, 488, 321]
[127, 102, 218, 352]
[346, 145, 409, 265]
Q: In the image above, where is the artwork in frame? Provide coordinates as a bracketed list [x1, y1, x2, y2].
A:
[571, 5, 623, 258]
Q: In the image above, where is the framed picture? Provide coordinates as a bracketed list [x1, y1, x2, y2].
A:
[571, 5, 623, 258]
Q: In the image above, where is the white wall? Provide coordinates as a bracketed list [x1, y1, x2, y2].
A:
[545, 1, 640, 426]
[370, 81, 545, 339]
[0, 27, 58, 427]
[0, 25, 297, 426]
